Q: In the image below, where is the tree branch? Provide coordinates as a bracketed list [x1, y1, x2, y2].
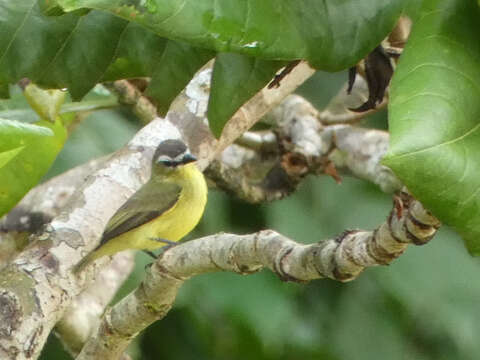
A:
[207, 95, 401, 203]
[0, 29, 422, 357]
[104, 80, 157, 124]
[0, 57, 316, 359]
[76, 189, 440, 359]
[0, 156, 109, 266]
[0, 118, 183, 359]
[55, 251, 134, 356]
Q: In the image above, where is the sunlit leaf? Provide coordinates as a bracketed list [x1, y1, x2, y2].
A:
[383, 0, 480, 254]
[0, 119, 67, 216]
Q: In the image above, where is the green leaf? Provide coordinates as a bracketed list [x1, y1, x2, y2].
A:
[208, 53, 285, 138]
[0, 1, 79, 88]
[0, 119, 67, 216]
[0, 84, 8, 98]
[383, 0, 480, 254]
[0, 119, 54, 151]
[0, 85, 117, 123]
[0, 1, 210, 114]
[57, 0, 405, 71]
[101, 22, 168, 81]
[145, 41, 215, 116]
[24, 83, 66, 121]
[0, 1, 127, 99]
[38, 0, 66, 16]
[35, 10, 129, 100]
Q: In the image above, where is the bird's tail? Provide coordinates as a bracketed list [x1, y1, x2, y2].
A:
[74, 252, 96, 274]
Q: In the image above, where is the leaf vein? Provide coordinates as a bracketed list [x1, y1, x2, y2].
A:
[391, 122, 480, 160]
[36, 16, 82, 83]
[0, 2, 36, 64]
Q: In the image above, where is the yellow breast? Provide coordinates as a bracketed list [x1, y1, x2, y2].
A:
[141, 163, 208, 249]
[91, 163, 207, 259]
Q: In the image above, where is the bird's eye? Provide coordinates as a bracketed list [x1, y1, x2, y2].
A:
[159, 159, 178, 168]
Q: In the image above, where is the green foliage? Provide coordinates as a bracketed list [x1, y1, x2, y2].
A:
[0, 86, 46, 123]
[0, 85, 118, 124]
[24, 83, 66, 122]
[57, 0, 404, 70]
[0, 0, 404, 137]
[34, 73, 480, 360]
[145, 41, 214, 116]
[0, 118, 66, 216]
[0, 84, 117, 215]
[384, 0, 480, 254]
[0, 1, 210, 107]
[55, 0, 405, 135]
[208, 54, 285, 138]
[2, 1, 480, 358]
[0, 84, 9, 98]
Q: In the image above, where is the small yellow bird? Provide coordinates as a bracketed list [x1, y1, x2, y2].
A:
[76, 139, 208, 271]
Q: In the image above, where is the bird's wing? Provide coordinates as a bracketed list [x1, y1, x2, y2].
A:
[98, 181, 182, 246]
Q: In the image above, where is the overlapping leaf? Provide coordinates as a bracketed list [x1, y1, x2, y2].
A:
[2, 0, 407, 137]
[56, 0, 406, 136]
[145, 41, 215, 116]
[208, 54, 285, 138]
[384, 0, 480, 254]
[0, 119, 67, 216]
[58, 0, 405, 71]
[0, 1, 211, 108]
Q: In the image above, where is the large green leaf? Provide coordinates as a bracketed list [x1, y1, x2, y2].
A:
[35, 10, 128, 100]
[101, 21, 168, 81]
[0, 119, 67, 216]
[208, 54, 285, 138]
[145, 41, 215, 116]
[383, 0, 480, 254]
[57, 0, 405, 71]
[0, 1, 79, 86]
[0, 0, 211, 111]
[2, 1, 408, 136]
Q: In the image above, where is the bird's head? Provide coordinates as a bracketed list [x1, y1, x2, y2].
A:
[152, 139, 197, 174]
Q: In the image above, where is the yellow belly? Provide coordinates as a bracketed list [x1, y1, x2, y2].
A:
[132, 185, 206, 250]
[90, 164, 207, 260]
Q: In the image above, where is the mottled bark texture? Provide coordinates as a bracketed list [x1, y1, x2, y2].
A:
[206, 95, 401, 203]
[0, 61, 315, 359]
[0, 28, 434, 359]
[77, 190, 439, 359]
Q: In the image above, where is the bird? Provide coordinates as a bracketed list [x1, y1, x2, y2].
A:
[75, 139, 208, 272]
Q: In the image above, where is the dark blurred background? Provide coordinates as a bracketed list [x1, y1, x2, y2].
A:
[22, 72, 480, 360]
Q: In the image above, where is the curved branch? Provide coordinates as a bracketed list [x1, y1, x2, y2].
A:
[76, 190, 440, 359]
[207, 95, 402, 203]
[56, 251, 134, 355]
[0, 118, 183, 359]
[0, 56, 315, 358]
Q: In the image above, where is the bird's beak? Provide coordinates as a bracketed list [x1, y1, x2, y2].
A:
[181, 153, 197, 164]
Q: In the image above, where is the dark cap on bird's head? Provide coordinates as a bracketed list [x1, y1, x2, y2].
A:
[154, 139, 196, 167]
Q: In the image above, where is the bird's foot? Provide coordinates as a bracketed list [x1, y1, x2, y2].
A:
[149, 237, 177, 246]
[144, 238, 177, 269]
[143, 250, 158, 260]
[149, 237, 178, 252]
